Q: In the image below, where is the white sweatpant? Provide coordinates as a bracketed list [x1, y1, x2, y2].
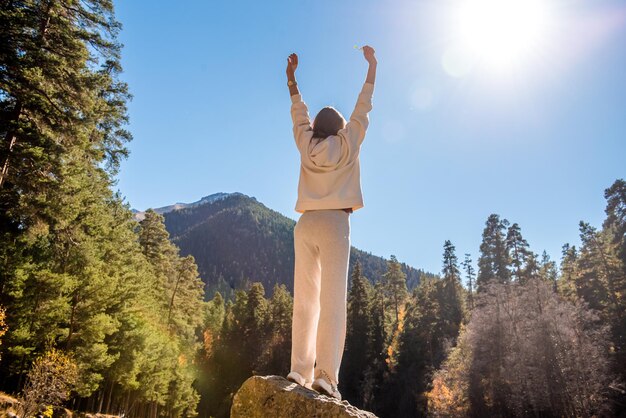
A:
[290, 209, 351, 385]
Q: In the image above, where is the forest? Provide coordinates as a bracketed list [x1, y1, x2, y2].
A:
[1, 1, 625, 418]
[197, 184, 626, 417]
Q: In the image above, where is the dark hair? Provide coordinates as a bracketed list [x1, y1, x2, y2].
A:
[312, 107, 346, 139]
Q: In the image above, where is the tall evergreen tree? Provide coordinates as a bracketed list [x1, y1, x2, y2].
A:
[577, 220, 626, 382]
[462, 253, 476, 311]
[386, 243, 466, 418]
[392, 279, 444, 417]
[506, 223, 529, 282]
[577, 222, 618, 313]
[1, 0, 129, 392]
[134, 209, 206, 417]
[520, 251, 540, 284]
[604, 179, 626, 277]
[382, 255, 409, 324]
[243, 283, 268, 374]
[362, 281, 388, 412]
[202, 291, 226, 357]
[262, 283, 292, 374]
[0, 0, 130, 190]
[167, 255, 205, 339]
[539, 250, 558, 291]
[558, 243, 579, 299]
[340, 261, 373, 407]
[440, 241, 465, 339]
[207, 289, 249, 416]
[477, 214, 510, 292]
[601, 179, 626, 377]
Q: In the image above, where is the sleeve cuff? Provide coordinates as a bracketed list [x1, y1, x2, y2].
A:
[290, 94, 303, 104]
[361, 82, 375, 95]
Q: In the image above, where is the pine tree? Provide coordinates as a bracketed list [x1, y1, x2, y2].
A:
[604, 179, 626, 277]
[558, 243, 579, 299]
[244, 282, 268, 374]
[382, 255, 408, 324]
[520, 251, 540, 284]
[2, 169, 148, 397]
[198, 295, 240, 418]
[477, 214, 510, 292]
[0, 4, 131, 369]
[0, 0, 130, 190]
[577, 222, 617, 313]
[462, 253, 476, 311]
[386, 243, 466, 418]
[263, 284, 292, 374]
[362, 281, 388, 412]
[340, 261, 373, 407]
[601, 179, 626, 376]
[392, 279, 442, 417]
[202, 291, 226, 358]
[539, 250, 558, 291]
[167, 255, 205, 341]
[138, 209, 179, 289]
[506, 223, 530, 282]
[210, 290, 249, 413]
[440, 241, 465, 340]
[556, 187, 626, 412]
[134, 209, 205, 416]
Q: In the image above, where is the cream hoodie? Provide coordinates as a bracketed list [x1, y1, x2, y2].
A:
[291, 82, 374, 213]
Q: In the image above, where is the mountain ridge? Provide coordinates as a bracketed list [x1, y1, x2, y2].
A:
[132, 192, 243, 221]
[134, 192, 435, 300]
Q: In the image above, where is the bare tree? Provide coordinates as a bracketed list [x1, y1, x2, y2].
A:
[18, 349, 78, 418]
[428, 280, 618, 417]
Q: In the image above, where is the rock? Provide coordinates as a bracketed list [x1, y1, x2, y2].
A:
[0, 392, 20, 418]
[52, 407, 73, 418]
[230, 375, 378, 418]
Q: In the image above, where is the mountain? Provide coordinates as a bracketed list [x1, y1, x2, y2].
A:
[132, 192, 234, 221]
[135, 193, 435, 300]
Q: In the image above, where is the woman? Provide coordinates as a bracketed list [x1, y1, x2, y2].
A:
[285, 46, 377, 400]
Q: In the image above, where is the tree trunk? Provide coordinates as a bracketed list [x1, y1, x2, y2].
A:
[97, 386, 105, 413]
[0, 101, 22, 188]
[124, 390, 132, 416]
[66, 292, 79, 348]
[168, 269, 184, 329]
[105, 380, 114, 414]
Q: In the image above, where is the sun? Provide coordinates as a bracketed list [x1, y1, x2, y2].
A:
[448, 0, 551, 74]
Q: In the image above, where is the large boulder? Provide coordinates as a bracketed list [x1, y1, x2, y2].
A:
[0, 392, 20, 418]
[230, 375, 378, 418]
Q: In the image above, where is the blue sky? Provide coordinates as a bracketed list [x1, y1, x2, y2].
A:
[114, 0, 626, 276]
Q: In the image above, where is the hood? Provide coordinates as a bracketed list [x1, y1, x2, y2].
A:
[308, 136, 343, 168]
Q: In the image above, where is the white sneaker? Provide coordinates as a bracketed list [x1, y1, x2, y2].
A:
[286, 371, 306, 386]
[311, 370, 342, 400]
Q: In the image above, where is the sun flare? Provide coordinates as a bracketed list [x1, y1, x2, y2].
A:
[447, 0, 551, 74]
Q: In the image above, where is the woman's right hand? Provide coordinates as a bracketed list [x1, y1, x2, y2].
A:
[286, 53, 298, 77]
[362, 46, 376, 65]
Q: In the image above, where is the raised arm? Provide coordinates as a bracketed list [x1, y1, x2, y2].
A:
[363, 46, 377, 85]
[340, 45, 377, 149]
[286, 53, 300, 97]
[287, 52, 313, 152]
